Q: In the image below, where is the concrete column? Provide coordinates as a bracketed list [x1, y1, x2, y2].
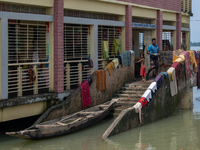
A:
[0, 18, 8, 99]
[176, 13, 182, 50]
[182, 88, 193, 109]
[172, 22, 177, 50]
[156, 10, 163, 51]
[54, 0, 64, 93]
[125, 5, 132, 51]
[90, 24, 98, 72]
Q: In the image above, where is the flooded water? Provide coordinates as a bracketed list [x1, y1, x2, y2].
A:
[0, 87, 200, 150]
[191, 46, 200, 51]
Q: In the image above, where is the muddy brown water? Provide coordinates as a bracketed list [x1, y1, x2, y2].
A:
[0, 87, 200, 150]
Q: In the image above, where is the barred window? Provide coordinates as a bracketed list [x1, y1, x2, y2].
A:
[98, 26, 122, 70]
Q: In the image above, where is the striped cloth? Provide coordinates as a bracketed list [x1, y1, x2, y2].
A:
[120, 51, 131, 67]
[79, 81, 92, 109]
[171, 62, 181, 78]
[105, 62, 114, 75]
[94, 70, 106, 91]
[181, 51, 191, 80]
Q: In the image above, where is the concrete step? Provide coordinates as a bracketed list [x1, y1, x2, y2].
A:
[114, 94, 141, 98]
[115, 101, 137, 107]
[117, 90, 145, 94]
[113, 106, 129, 114]
[121, 87, 147, 91]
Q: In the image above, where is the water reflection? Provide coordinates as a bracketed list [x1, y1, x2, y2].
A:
[0, 87, 200, 150]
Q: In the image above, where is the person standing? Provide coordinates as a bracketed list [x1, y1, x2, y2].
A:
[146, 38, 159, 80]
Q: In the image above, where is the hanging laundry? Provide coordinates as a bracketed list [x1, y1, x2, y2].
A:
[117, 56, 122, 65]
[129, 50, 135, 56]
[94, 70, 106, 91]
[175, 54, 185, 65]
[188, 50, 197, 69]
[181, 51, 191, 79]
[172, 49, 183, 63]
[133, 102, 142, 124]
[112, 58, 119, 69]
[103, 41, 109, 60]
[141, 89, 152, 102]
[120, 51, 131, 67]
[105, 62, 114, 75]
[87, 77, 93, 86]
[171, 62, 181, 78]
[197, 51, 200, 89]
[192, 50, 199, 72]
[88, 59, 93, 68]
[167, 67, 178, 97]
[159, 72, 169, 79]
[27, 68, 36, 83]
[113, 38, 121, 55]
[147, 82, 157, 93]
[79, 81, 92, 109]
[154, 75, 163, 89]
[138, 97, 148, 108]
[167, 71, 173, 81]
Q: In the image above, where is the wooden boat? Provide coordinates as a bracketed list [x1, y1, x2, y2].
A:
[6, 100, 117, 140]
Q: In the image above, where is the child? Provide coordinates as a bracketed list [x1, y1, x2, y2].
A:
[136, 53, 146, 82]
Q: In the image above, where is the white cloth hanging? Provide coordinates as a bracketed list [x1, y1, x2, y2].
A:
[133, 102, 142, 124]
[141, 89, 152, 102]
[147, 82, 157, 93]
[167, 67, 178, 97]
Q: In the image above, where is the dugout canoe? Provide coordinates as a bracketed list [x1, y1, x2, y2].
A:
[6, 100, 117, 140]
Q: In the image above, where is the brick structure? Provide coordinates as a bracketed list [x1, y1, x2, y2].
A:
[176, 13, 182, 50]
[125, 5, 132, 50]
[156, 10, 163, 51]
[54, 0, 64, 93]
[119, 0, 181, 12]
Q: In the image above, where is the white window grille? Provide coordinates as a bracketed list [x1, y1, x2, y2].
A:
[8, 20, 50, 98]
[63, 24, 91, 90]
[98, 26, 122, 70]
[139, 33, 144, 50]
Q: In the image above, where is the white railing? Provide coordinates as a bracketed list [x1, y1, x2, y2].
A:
[64, 61, 91, 90]
[8, 63, 50, 98]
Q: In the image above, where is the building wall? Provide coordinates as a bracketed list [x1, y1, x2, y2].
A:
[119, 0, 181, 12]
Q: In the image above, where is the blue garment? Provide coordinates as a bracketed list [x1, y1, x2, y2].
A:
[160, 72, 169, 79]
[192, 50, 198, 59]
[147, 44, 159, 54]
[120, 51, 131, 67]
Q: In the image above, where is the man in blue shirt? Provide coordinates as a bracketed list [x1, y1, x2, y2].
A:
[146, 38, 159, 80]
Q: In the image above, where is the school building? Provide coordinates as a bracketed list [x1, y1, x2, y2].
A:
[0, 0, 192, 122]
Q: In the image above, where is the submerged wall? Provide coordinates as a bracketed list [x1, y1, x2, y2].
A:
[34, 55, 135, 125]
[102, 64, 197, 139]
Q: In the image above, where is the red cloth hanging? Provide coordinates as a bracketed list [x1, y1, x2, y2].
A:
[79, 81, 92, 109]
[138, 97, 148, 108]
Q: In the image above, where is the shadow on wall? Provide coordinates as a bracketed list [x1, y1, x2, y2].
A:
[33, 55, 135, 125]
[102, 63, 197, 139]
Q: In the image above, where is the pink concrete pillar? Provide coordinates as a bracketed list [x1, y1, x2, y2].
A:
[176, 13, 182, 50]
[54, 0, 64, 93]
[156, 10, 163, 51]
[125, 5, 132, 50]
